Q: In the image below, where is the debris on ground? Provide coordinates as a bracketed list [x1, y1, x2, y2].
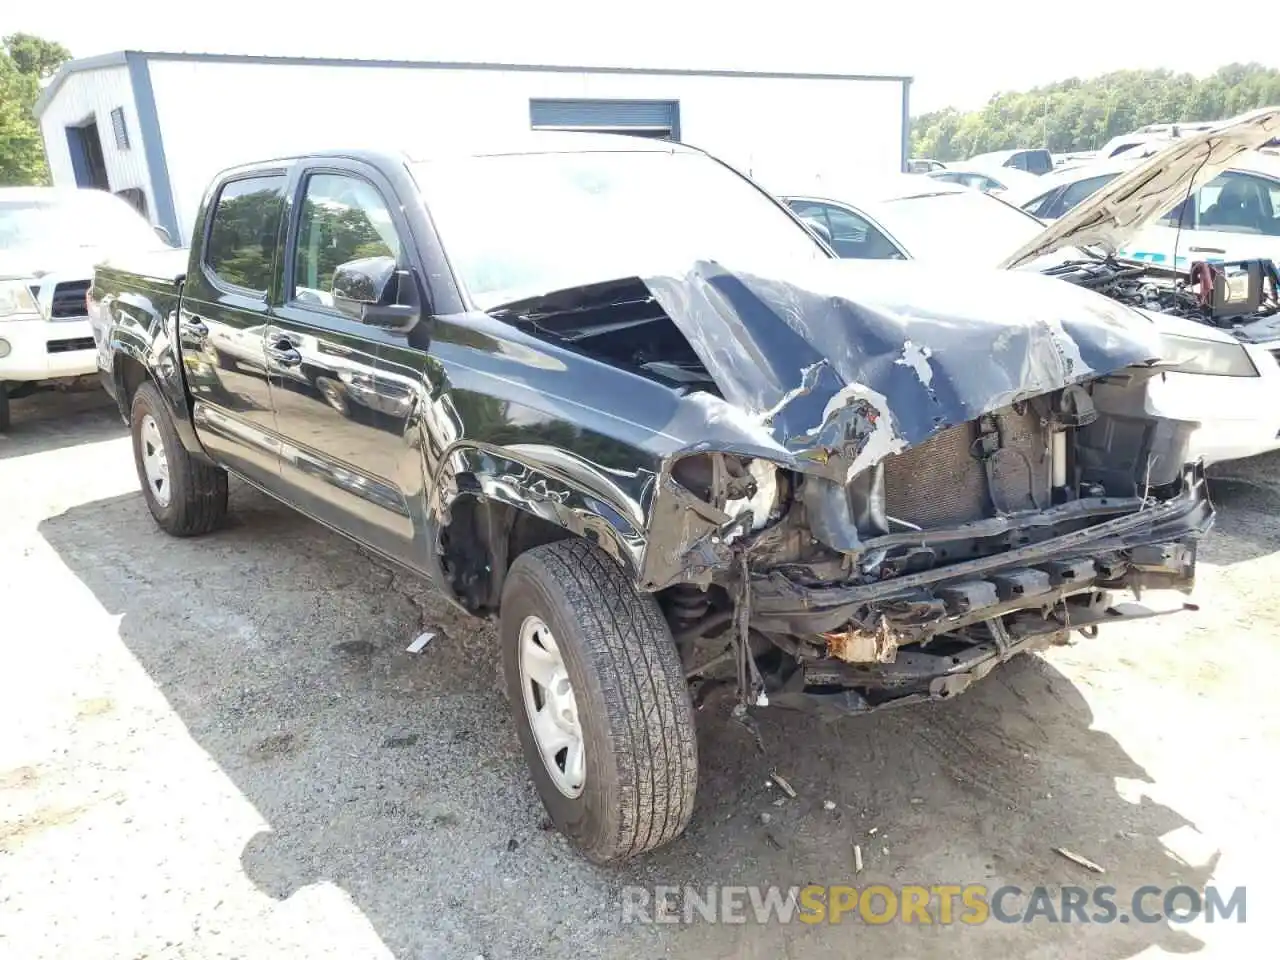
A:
[868, 826, 879, 836]
[1055, 847, 1106, 874]
[823, 800, 836, 811]
[406, 632, 435, 653]
[772, 798, 785, 807]
[760, 812, 772, 825]
[854, 844, 864, 873]
[770, 772, 798, 798]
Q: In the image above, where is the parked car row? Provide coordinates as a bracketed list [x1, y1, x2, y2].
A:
[0, 187, 172, 430]
[83, 107, 1277, 865]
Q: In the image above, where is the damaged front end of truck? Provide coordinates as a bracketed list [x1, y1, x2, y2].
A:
[565, 257, 1213, 716]
[482, 252, 1213, 717]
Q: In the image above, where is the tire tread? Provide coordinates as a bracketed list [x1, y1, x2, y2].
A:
[514, 538, 698, 861]
[131, 383, 228, 536]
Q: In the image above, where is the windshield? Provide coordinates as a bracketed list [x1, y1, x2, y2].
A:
[0, 193, 162, 253]
[876, 190, 1045, 266]
[411, 149, 827, 310]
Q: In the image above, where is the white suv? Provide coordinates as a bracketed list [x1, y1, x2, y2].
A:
[0, 187, 170, 431]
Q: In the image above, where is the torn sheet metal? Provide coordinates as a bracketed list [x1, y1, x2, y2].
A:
[644, 257, 1164, 479]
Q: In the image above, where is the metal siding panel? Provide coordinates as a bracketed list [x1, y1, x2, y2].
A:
[530, 98, 678, 131]
[126, 54, 180, 239]
[35, 66, 156, 217]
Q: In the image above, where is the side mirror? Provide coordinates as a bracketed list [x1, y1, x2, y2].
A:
[332, 256, 420, 330]
[154, 224, 173, 245]
[801, 217, 833, 247]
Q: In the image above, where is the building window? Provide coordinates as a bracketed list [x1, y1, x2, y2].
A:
[109, 107, 130, 150]
[529, 99, 680, 141]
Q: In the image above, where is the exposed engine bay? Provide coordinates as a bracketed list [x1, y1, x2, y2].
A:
[489, 259, 1214, 718]
[1043, 256, 1280, 336]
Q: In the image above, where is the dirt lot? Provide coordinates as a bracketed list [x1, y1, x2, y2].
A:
[2, 389, 1278, 959]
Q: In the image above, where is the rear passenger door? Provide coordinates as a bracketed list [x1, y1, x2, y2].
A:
[179, 172, 287, 488]
[267, 162, 425, 562]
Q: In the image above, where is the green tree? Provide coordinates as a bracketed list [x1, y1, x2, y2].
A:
[0, 33, 71, 185]
[911, 63, 1280, 162]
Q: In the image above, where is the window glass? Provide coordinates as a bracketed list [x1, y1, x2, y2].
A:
[204, 175, 287, 293]
[1021, 187, 1060, 218]
[805, 202, 903, 260]
[1047, 172, 1122, 218]
[293, 174, 402, 306]
[1181, 172, 1280, 237]
[1023, 151, 1054, 175]
[413, 151, 826, 309]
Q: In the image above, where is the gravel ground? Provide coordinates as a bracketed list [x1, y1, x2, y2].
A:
[2, 388, 1279, 959]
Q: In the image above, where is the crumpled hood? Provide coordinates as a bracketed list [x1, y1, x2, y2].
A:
[1000, 106, 1280, 270]
[644, 257, 1163, 478]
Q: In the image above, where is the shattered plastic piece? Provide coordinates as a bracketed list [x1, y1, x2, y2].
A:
[772, 798, 785, 807]
[1055, 847, 1106, 874]
[823, 800, 837, 811]
[868, 827, 879, 836]
[854, 844, 864, 873]
[406, 632, 435, 653]
[770, 772, 798, 798]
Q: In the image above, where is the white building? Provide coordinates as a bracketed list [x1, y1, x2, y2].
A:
[33, 51, 912, 240]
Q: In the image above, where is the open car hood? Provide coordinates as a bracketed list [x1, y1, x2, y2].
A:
[641, 257, 1162, 479]
[999, 106, 1280, 271]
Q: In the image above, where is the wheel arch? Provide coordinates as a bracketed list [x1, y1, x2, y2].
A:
[431, 444, 652, 616]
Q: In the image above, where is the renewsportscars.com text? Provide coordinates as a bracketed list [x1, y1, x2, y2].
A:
[620, 884, 1246, 926]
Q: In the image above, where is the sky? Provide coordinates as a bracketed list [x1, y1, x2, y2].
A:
[4, 1, 1275, 114]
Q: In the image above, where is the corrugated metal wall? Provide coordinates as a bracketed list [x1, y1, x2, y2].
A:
[141, 58, 907, 237]
[36, 66, 155, 217]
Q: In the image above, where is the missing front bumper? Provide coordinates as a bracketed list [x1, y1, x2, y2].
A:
[750, 464, 1212, 637]
[765, 589, 1199, 716]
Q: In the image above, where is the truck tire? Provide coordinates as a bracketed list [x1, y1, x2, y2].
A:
[130, 382, 228, 536]
[501, 538, 698, 863]
[0, 382, 9, 433]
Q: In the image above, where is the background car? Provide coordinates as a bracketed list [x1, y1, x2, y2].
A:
[963, 147, 1055, 175]
[780, 175, 1280, 466]
[1005, 152, 1280, 269]
[0, 187, 171, 430]
[925, 164, 1041, 194]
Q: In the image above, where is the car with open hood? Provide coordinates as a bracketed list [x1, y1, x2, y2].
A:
[0, 187, 172, 431]
[781, 107, 1280, 466]
[1006, 150, 1280, 271]
[93, 133, 1213, 864]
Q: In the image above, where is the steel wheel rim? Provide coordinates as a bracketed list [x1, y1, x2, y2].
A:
[518, 615, 585, 798]
[140, 414, 171, 507]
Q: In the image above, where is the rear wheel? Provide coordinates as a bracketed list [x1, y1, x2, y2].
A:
[130, 382, 228, 536]
[501, 538, 698, 863]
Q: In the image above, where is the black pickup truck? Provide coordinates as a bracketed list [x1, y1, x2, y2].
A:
[93, 135, 1212, 863]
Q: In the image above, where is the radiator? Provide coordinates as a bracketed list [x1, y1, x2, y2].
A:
[883, 406, 1051, 528]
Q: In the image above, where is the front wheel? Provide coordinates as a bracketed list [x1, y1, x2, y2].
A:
[501, 538, 698, 864]
[130, 382, 228, 536]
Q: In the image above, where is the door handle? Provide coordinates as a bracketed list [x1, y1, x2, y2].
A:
[267, 341, 302, 366]
[1188, 246, 1226, 254]
[180, 318, 208, 338]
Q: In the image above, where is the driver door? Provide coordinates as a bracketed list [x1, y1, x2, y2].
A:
[266, 163, 424, 563]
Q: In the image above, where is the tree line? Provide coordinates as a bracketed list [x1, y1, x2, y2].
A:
[911, 63, 1280, 162]
[0, 33, 71, 185]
